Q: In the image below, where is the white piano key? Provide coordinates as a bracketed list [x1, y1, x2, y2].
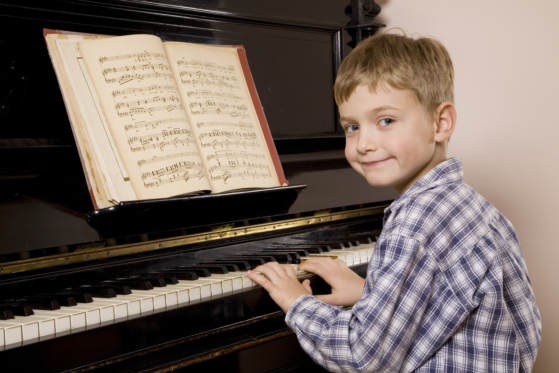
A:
[0, 318, 39, 341]
[0, 327, 4, 347]
[177, 280, 213, 298]
[173, 283, 202, 302]
[27, 311, 71, 333]
[33, 308, 86, 330]
[229, 272, 254, 289]
[0, 322, 22, 346]
[196, 278, 229, 295]
[330, 250, 356, 265]
[110, 295, 141, 316]
[91, 298, 128, 319]
[115, 293, 154, 313]
[207, 274, 241, 292]
[70, 305, 101, 325]
[139, 290, 177, 308]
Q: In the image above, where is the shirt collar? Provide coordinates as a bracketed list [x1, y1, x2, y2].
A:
[385, 158, 464, 214]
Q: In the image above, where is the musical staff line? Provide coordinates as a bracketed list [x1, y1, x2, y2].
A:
[112, 85, 177, 98]
[196, 121, 254, 130]
[99, 51, 166, 64]
[187, 90, 243, 100]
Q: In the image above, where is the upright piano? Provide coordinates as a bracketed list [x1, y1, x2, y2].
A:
[0, 0, 394, 371]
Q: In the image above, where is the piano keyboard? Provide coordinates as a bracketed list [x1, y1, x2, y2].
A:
[0, 239, 376, 350]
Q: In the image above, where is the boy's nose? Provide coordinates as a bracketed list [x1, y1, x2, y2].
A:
[357, 133, 378, 154]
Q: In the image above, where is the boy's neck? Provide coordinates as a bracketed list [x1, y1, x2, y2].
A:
[393, 147, 448, 195]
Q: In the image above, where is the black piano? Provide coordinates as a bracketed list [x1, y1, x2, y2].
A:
[0, 0, 394, 371]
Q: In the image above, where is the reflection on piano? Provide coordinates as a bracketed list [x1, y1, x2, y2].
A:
[0, 0, 391, 371]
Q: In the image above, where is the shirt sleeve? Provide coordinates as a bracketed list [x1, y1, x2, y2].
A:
[285, 234, 438, 372]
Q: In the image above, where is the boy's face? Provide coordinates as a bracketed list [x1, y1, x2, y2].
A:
[340, 84, 443, 194]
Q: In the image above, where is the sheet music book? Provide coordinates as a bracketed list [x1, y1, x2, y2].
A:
[44, 30, 288, 209]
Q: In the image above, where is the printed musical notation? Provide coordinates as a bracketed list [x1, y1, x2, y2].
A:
[107, 72, 174, 85]
[200, 139, 261, 150]
[206, 151, 265, 162]
[187, 90, 243, 101]
[142, 161, 206, 188]
[98, 52, 166, 64]
[103, 62, 170, 76]
[128, 128, 191, 145]
[208, 161, 268, 173]
[189, 100, 247, 112]
[190, 108, 249, 119]
[198, 129, 257, 141]
[176, 59, 235, 73]
[117, 103, 183, 117]
[113, 85, 176, 98]
[116, 94, 180, 110]
[196, 121, 254, 130]
[210, 168, 271, 183]
[137, 151, 200, 166]
[124, 118, 187, 131]
[181, 78, 240, 90]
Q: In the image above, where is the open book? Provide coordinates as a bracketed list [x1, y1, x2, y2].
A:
[45, 30, 287, 209]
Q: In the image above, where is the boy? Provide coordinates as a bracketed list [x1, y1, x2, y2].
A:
[247, 32, 541, 372]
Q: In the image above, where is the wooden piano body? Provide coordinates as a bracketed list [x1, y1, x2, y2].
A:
[0, 0, 395, 371]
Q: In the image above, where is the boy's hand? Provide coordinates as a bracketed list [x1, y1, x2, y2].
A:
[298, 258, 365, 307]
[247, 262, 312, 313]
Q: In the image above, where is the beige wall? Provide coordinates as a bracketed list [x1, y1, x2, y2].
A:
[376, 1, 559, 371]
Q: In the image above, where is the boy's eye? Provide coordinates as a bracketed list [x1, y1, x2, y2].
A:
[344, 124, 359, 133]
[379, 118, 394, 127]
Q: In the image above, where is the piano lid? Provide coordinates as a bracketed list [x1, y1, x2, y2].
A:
[0, 0, 396, 256]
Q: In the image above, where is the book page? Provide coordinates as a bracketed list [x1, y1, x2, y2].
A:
[163, 42, 280, 194]
[46, 33, 114, 208]
[78, 35, 211, 200]
[51, 35, 138, 205]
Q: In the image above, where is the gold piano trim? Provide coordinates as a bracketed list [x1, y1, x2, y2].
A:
[0, 205, 387, 275]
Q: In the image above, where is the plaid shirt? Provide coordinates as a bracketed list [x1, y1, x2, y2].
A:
[286, 158, 541, 372]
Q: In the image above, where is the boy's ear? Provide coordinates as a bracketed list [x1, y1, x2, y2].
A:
[433, 102, 456, 143]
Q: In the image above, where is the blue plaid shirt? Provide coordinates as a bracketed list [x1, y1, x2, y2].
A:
[286, 158, 541, 372]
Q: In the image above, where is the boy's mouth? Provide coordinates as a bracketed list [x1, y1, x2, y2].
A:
[360, 158, 391, 167]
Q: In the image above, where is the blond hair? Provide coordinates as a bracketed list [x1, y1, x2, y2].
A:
[334, 31, 454, 117]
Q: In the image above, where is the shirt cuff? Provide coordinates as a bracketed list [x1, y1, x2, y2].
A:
[285, 294, 321, 328]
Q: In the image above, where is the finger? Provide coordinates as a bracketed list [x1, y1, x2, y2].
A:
[299, 259, 333, 276]
[247, 270, 275, 292]
[253, 264, 282, 283]
[334, 258, 348, 268]
[282, 265, 297, 278]
[301, 279, 312, 294]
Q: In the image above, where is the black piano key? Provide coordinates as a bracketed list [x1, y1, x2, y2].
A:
[167, 267, 211, 277]
[98, 283, 133, 295]
[262, 251, 302, 264]
[232, 256, 276, 264]
[0, 304, 34, 316]
[201, 260, 251, 271]
[179, 265, 229, 274]
[200, 262, 240, 272]
[33, 293, 78, 307]
[6, 298, 60, 311]
[289, 246, 326, 254]
[0, 307, 15, 320]
[224, 257, 266, 269]
[60, 290, 94, 303]
[128, 276, 167, 287]
[148, 271, 199, 281]
[266, 248, 310, 258]
[68, 286, 117, 298]
[254, 252, 294, 264]
[102, 279, 153, 291]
